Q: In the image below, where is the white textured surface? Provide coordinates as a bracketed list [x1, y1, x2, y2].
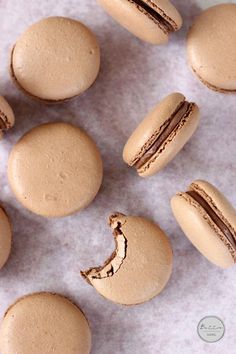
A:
[0, 1, 236, 353]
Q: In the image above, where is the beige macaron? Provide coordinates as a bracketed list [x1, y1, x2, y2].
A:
[8, 122, 103, 217]
[0, 96, 15, 139]
[187, 4, 236, 92]
[0, 206, 12, 270]
[81, 213, 173, 305]
[0, 292, 91, 354]
[123, 93, 200, 177]
[98, 0, 182, 44]
[171, 180, 236, 269]
[10, 16, 100, 103]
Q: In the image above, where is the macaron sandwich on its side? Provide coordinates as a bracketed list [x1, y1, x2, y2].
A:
[171, 180, 236, 269]
[123, 93, 200, 177]
[98, 0, 183, 44]
[81, 213, 173, 306]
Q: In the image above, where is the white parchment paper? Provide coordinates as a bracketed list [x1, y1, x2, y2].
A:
[0, 1, 236, 353]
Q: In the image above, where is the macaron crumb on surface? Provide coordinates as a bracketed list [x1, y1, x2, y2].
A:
[98, 0, 182, 44]
[10, 16, 101, 103]
[81, 212, 173, 305]
[171, 180, 236, 269]
[0, 96, 15, 138]
[123, 93, 200, 177]
[0, 292, 91, 354]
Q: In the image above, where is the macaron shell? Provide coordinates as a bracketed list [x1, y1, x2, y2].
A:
[187, 4, 236, 92]
[11, 17, 100, 101]
[0, 207, 12, 270]
[171, 194, 235, 268]
[8, 122, 103, 217]
[0, 96, 15, 129]
[98, 0, 168, 44]
[85, 215, 173, 305]
[0, 293, 91, 354]
[123, 92, 185, 165]
[138, 104, 200, 177]
[190, 180, 236, 233]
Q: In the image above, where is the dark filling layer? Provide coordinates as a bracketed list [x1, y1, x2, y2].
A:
[187, 191, 236, 249]
[135, 101, 191, 170]
[132, 0, 175, 33]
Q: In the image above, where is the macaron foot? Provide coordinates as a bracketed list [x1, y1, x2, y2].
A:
[191, 66, 236, 94]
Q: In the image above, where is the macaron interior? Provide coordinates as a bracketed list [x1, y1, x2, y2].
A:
[0, 96, 15, 135]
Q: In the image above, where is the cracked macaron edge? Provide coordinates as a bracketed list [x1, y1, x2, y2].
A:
[81, 213, 128, 284]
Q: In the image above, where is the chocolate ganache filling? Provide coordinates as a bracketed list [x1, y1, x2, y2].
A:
[135, 101, 193, 170]
[132, 0, 175, 33]
[187, 190, 236, 249]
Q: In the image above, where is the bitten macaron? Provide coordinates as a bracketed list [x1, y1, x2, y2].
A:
[0, 292, 91, 354]
[98, 0, 182, 44]
[8, 122, 103, 217]
[81, 212, 173, 305]
[10, 17, 100, 103]
[123, 93, 200, 177]
[0, 206, 12, 270]
[187, 4, 236, 92]
[0, 96, 15, 138]
[171, 180, 236, 269]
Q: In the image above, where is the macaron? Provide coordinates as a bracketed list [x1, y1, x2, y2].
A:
[81, 212, 173, 305]
[0, 292, 91, 354]
[123, 93, 200, 177]
[0, 206, 12, 270]
[187, 4, 236, 92]
[8, 122, 103, 217]
[10, 17, 100, 103]
[0, 96, 15, 138]
[98, 0, 183, 44]
[171, 180, 236, 269]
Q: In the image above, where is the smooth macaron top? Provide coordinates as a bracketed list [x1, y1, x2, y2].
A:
[187, 4, 236, 92]
[8, 122, 103, 217]
[11, 16, 100, 102]
[0, 292, 91, 354]
[0, 96, 15, 136]
[82, 213, 173, 305]
[0, 207, 12, 270]
[171, 180, 236, 269]
[123, 93, 200, 177]
[98, 0, 182, 44]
